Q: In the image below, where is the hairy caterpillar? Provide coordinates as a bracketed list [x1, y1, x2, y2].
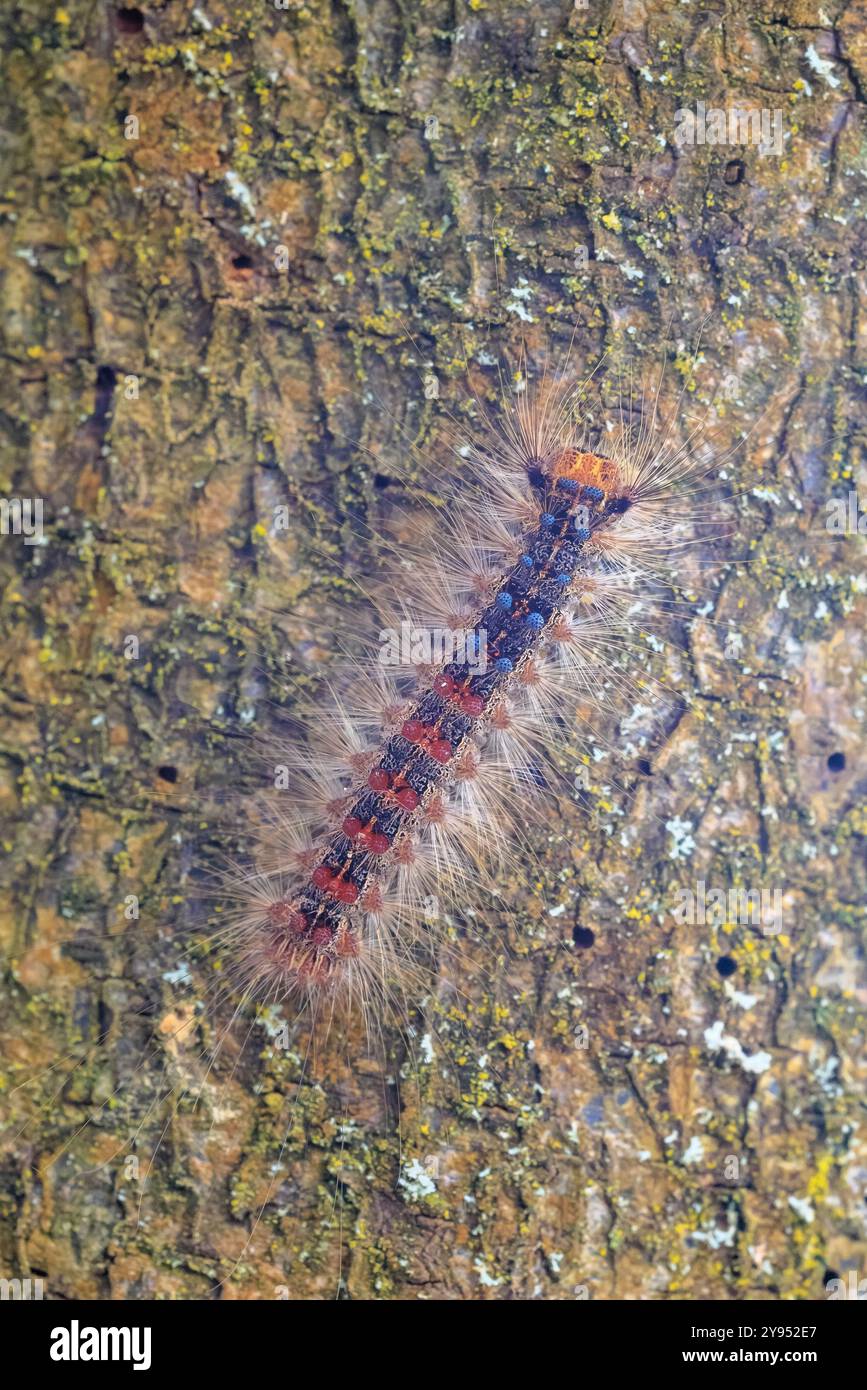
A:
[222, 346, 720, 1032]
[1, 335, 745, 1301]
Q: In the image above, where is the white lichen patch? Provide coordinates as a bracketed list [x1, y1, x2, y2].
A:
[704, 1020, 772, 1074]
[804, 43, 840, 88]
[474, 1258, 503, 1287]
[666, 816, 696, 861]
[505, 279, 535, 322]
[225, 170, 256, 218]
[787, 1195, 815, 1223]
[725, 983, 759, 1010]
[398, 1158, 437, 1201]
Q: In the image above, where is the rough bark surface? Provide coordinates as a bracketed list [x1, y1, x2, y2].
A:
[1, 0, 865, 1300]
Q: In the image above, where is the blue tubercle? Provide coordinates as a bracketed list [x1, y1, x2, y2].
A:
[494, 657, 513, 673]
[526, 612, 545, 630]
[496, 591, 513, 610]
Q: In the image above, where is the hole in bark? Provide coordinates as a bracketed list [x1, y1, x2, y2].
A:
[827, 751, 845, 772]
[94, 365, 117, 429]
[116, 7, 145, 33]
[231, 253, 254, 271]
[716, 955, 737, 977]
[724, 159, 745, 184]
[157, 765, 178, 783]
[572, 925, 595, 949]
[637, 757, 652, 776]
[97, 999, 113, 1044]
[822, 1268, 840, 1287]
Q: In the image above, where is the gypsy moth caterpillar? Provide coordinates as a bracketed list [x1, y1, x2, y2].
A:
[219, 338, 735, 1032]
[1, 334, 750, 1298]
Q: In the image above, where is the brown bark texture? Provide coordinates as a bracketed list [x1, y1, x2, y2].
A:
[0, 0, 866, 1300]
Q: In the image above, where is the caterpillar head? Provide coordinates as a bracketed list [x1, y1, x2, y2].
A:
[551, 449, 628, 506]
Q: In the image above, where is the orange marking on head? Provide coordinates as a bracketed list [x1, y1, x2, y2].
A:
[552, 449, 623, 498]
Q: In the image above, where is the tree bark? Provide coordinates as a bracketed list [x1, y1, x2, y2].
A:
[1, 0, 865, 1300]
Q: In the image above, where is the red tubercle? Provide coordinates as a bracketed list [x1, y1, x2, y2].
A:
[267, 901, 308, 935]
[489, 702, 511, 731]
[424, 792, 446, 824]
[362, 830, 390, 855]
[400, 716, 453, 763]
[549, 616, 572, 643]
[310, 924, 333, 946]
[350, 763, 419, 815]
[432, 670, 486, 719]
[343, 811, 395, 855]
[452, 750, 479, 781]
[360, 882, 384, 913]
[266, 899, 291, 926]
[470, 570, 495, 598]
[393, 785, 419, 811]
[311, 862, 361, 903]
[334, 924, 360, 958]
[518, 658, 541, 686]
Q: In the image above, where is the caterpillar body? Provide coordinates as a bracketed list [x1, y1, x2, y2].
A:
[229, 356, 710, 1026]
[1, 343, 728, 1301]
